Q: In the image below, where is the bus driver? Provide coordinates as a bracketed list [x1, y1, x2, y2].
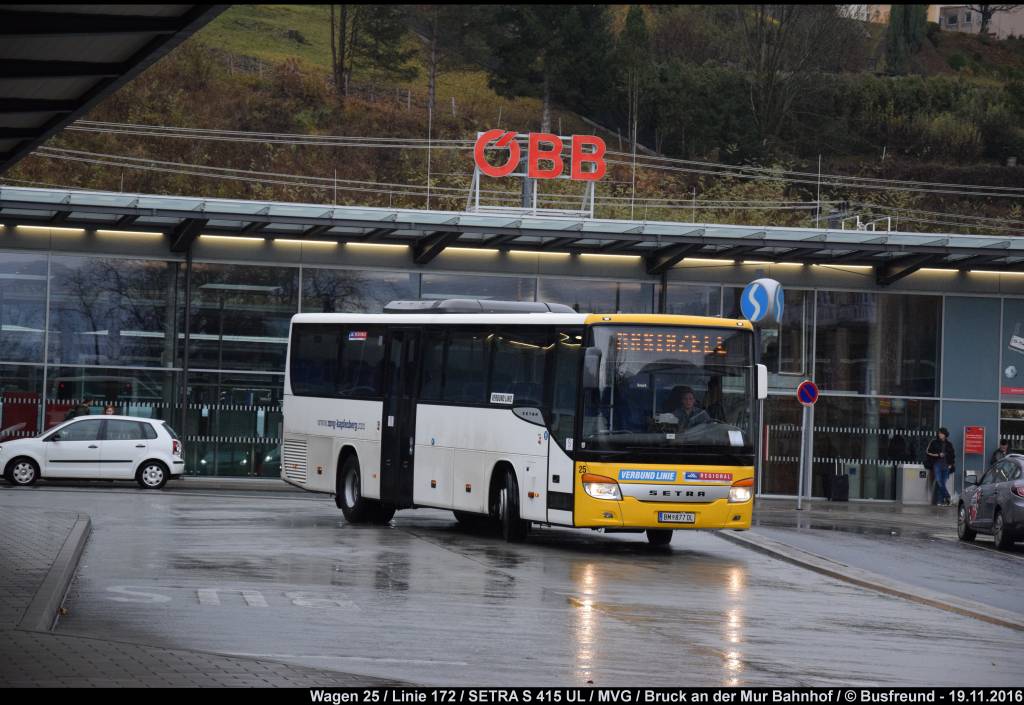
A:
[661, 385, 710, 431]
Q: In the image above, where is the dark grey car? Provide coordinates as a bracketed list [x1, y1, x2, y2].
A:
[958, 454, 1024, 550]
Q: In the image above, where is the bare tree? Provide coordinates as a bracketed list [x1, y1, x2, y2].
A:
[735, 5, 853, 148]
[329, 5, 364, 97]
[965, 4, 1021, 35]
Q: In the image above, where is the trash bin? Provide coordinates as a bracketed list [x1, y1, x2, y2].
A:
[900, 463, 931, 505]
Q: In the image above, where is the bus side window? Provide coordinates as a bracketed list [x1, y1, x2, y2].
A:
[490, 328, 549, 408]
[419, 329, 446, 401]
[549, 328, 582, 448]
[336, 326, 386, 397]
[443, 329, 489, 404]
[290, 324, 342, 397]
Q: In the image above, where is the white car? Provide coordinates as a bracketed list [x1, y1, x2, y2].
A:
[1, 415, 185, 489]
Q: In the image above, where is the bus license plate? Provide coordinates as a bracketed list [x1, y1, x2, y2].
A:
[659, 512, 695, 524]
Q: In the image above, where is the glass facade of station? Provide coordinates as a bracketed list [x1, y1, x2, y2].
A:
[0, 236, 1019, 500]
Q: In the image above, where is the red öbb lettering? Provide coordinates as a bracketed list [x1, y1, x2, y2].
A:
[474, 131, 606, 182]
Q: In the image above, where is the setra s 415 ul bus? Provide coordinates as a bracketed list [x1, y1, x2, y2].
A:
[282, 299, 767, 545]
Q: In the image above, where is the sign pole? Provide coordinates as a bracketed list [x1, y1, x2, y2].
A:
[798, 404, 810, 510]
[794, 379, 819, 510]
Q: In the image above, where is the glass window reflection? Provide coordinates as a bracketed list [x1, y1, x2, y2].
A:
[421, 273, 535, 301]
[664, 283, 721, 316]
[538, 279, 654, 313]
[0, 251, 47, 363]
[45, 366, 178, 429]
[812, 395, 938, 500]
[815, 291, 941, 396]
[0, 364, 44, 438]
[48, 256, 180, 368]
[185, 371, 283, 477]
[302, 268, 417, 313]
[189, 263, 298, 372]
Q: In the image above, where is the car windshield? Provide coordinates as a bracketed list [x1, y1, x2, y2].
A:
[581, 325, 753, 453]
[161, 422, 180, 440]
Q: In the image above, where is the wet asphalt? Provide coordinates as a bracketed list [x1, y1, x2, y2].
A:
[2, 484, 1023, 687]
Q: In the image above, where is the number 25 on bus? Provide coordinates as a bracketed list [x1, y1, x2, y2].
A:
[282, 299, 768, 545]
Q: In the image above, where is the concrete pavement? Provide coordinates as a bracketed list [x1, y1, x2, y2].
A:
[0, 500, 394, 688]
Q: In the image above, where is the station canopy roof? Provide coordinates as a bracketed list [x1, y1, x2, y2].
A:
[0, 4, 226, 175]
[2, 185, 1023, 285]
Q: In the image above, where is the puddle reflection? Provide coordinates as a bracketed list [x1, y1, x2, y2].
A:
[570, 562, 599, 683]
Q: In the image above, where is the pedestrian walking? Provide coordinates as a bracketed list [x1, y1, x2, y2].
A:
[925, 427, 956, 506]
[990, 438, 1010, 466]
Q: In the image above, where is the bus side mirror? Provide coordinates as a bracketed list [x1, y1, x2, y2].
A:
[583, 347, 602, 389]
[756, 364, 768, 400]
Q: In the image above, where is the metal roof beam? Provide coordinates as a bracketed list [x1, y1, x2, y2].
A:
[715, 244, 762, 261]
[412, 230, 461, 265]
[0, 99, 78, 114]
[482, 233, 521, 248]
[876, 253, 946, 286]
[362, 227, 395, 242]
[953, 254, 1005, 271]
[773, 247, 820, 262]
[169, 218, 209, 254]
[49, 210, 71, 225]
[0, 127, 49, 140]
[599, 239, 642, 253]
[114, 214, 139, 229]
[540, 236, 580, 251]
[301, 224, 333, 239]
[646, 243, 705, 275]
[826, 248, 881, 265]
[237, 221, 269, 235]
[0, 60, 127, 79]
[0, 10, 185, 36]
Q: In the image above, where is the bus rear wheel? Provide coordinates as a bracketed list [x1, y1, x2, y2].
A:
[646, 529, 673, 546]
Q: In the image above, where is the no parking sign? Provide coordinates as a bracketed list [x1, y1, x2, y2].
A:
[796, 380, 819, 406]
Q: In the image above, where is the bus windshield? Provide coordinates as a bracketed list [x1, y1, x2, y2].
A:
[581, 325, 753, 455]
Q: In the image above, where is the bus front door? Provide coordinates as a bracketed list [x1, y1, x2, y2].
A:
[381, 328, 420, 508]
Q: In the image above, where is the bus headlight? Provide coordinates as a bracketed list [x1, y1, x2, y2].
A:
[729, 478, 754, 503]
[729, 487, 752, 503]
[582, 473, 622, 501]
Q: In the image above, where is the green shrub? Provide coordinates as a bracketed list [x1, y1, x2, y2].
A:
[913, 112, 983, 161]
[948, 53, 967, 71]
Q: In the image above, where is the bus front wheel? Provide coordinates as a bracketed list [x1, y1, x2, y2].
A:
[337, 455, 373, 523]
[646, 529, 673, 546]
[496, 469, 529, 543]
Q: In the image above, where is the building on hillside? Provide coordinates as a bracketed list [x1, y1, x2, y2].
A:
[933, 4, 1024, 38]
[841, 4, 892, 23]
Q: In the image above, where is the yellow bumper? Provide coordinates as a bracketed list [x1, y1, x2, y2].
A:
[573, 461, 754, 530]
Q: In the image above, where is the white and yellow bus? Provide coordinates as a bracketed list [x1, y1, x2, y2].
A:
[281, 299, 767, 545]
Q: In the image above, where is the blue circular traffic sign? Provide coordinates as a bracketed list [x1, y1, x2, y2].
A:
[740, 278, 784, 325]
[796, 380, 819, 406]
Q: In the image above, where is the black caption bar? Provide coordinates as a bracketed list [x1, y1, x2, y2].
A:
[297, 689, 1022, 705]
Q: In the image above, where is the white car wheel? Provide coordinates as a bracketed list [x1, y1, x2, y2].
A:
[8, 458, 39, 486]
[137, 462, 168, 489]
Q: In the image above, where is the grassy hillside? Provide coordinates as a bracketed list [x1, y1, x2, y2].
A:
[6, 5, 1024, 232]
